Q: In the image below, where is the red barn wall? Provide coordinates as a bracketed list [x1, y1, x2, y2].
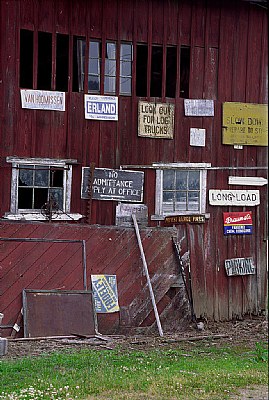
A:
[0, 0, 267, 332]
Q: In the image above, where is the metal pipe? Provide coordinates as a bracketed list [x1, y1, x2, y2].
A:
[0, 237, 82, 243]
[132, 214, 164, 337]
[120, 164, 267, 170]
[82, 240, 87, 290]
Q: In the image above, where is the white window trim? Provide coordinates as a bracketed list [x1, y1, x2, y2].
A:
[152, 162, 211, 220]
[5, 156, 83, 221]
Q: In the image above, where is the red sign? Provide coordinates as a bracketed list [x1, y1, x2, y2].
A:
[223, 211, 252, 225]
[223, 211, 253, 235]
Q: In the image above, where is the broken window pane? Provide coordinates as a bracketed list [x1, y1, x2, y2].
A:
[37, 32, 52, 90]
[150, 46, 162, 97]
[166, 46, 177, 98]
[180, 46, 190, 98]
[56, 34, 69, 92]
[136, 44, 148, 97]
[18, 188, 33, 209]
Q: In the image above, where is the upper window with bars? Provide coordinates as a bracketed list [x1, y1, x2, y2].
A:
[20, 29, 189, 99]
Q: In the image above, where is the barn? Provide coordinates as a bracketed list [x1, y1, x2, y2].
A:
[0, 0, 267, 338]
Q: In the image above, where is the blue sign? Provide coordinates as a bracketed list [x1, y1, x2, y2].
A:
[84, 95, 118, 121]
[224, 225, 253, 235]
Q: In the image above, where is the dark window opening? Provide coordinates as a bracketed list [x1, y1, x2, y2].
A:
[180, 46, 190, 98]
[150, 46, 162, 97]
[20, 30, 34, 88]
[166, 46, 177, 98]
[56, 34, 69, 92]
[136, 44, 148, 97]
[37, 32, 52, 90]
[72, 36, 85, 92]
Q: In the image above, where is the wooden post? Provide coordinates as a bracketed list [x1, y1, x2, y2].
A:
[86, 162, 95, 224]
[132, 214, 164, 337]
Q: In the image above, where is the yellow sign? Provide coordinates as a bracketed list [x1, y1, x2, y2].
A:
[164, 215, 205, 224]
[222, 102, 268, 146]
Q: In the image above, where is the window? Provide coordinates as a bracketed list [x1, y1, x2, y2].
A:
[56, 34, 69, 92]
[20, 29, 34, 88]
[166, 46, 177, 98]
[17, 165, 64, 210]
[104, 42, 116, 94]
[150, 46, 163, 97]
[37, 32, 52, 90]
[88, 41, 101, 93]
[136, 44, 148, 96]
[20, 29, 69, 91]
[73, 36, 86, 92]
[180, 46, 190, 98]
[120, 43, 133, 95]
[154, 163, 210, 217]
[5, 157, 82, 221]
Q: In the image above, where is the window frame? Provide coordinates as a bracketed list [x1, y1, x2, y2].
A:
[119, 42, 133, 95]
[153, 162, 211, 219]
[5, 157, 82, 221]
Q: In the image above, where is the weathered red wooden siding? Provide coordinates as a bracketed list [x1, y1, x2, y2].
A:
[0, 0, 267, 328]
[0, 220, 189, 337]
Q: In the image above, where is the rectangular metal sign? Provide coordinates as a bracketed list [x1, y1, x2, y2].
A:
[222, 102, 268, 146]
[224, 257, 256, 276]
[190, 128, 206, 146]
[116, 203, 148, 227]
[209, 190, 260, 206]
[81, 167, 144, 202]
[23, 289, 97, 337]
[223, 211, 253, 235]
[91, 275, 119, 313]
[184, 99, 214, 116]
[164, 215, 205, 224]
[138, 101, 174, 139]
[20, 89, 65, 111]
[84, 95, 118, 121]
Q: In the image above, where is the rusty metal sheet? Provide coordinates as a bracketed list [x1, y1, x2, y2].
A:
[23, 289, 97, 338]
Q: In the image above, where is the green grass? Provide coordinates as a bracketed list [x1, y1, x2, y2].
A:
[0, 341, 268, 400]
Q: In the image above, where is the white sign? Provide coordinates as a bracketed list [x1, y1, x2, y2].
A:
[225, 257, 256, 276]
[116, 203, 148, 227]
[184, 99, 214, 116]
[209, 190, 260, 206]
[228, 176, 268, 186]
[190, 128, 206, 146]
[84, 95, 118, 121]
[20, 89, 65, 111]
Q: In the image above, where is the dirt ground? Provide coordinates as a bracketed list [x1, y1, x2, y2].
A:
[1, 316, 268, 399]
